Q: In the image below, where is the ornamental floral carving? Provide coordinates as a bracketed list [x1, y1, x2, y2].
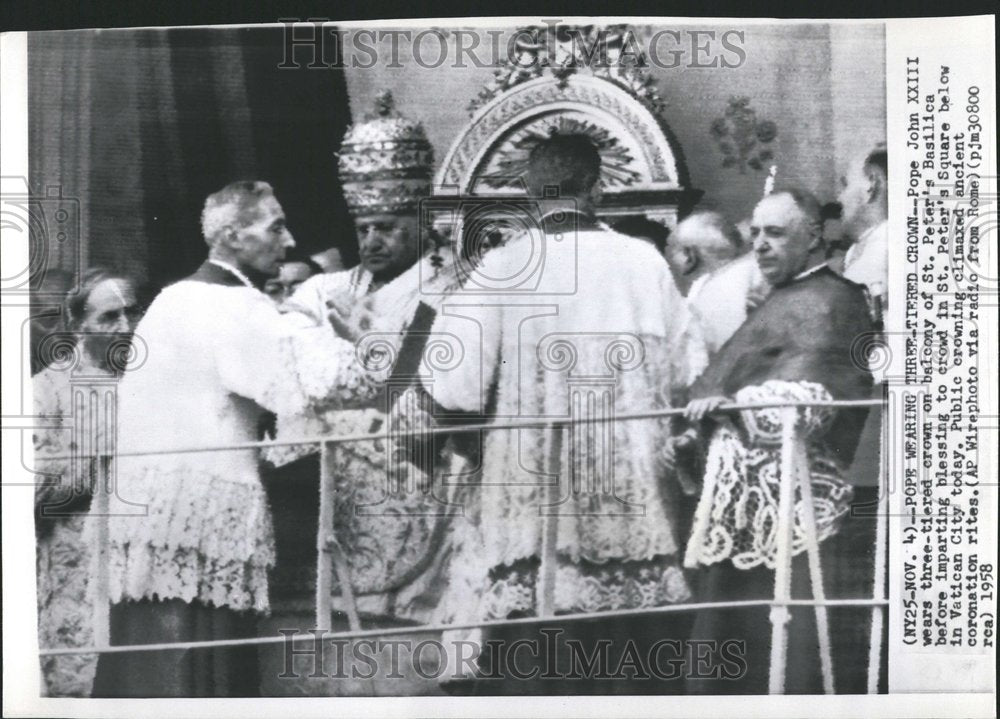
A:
[711, 96, 778, 173]
[441, 77, 675, 188]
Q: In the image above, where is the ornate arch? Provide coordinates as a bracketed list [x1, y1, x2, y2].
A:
[433, 26, 700, 238]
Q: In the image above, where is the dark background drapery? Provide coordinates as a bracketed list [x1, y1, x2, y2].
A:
[29, 27, 355, 294]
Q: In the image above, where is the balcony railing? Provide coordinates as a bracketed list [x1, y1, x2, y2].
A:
[35, 398, 886, 695]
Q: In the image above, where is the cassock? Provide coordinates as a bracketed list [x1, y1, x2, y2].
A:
[682, 263, 877, 694]
[420, 214, 708, 691]
[92, 260, 380, 697]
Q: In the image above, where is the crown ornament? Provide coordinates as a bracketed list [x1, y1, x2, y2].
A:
[338, 90, 434, 216]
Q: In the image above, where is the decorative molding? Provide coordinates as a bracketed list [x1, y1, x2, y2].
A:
[434, 24, 700, 242]
[467, 24, 666, 117]
[476, 115, 642, 192]
[711, 96, 778, 174]
[437, 75, 682, 192]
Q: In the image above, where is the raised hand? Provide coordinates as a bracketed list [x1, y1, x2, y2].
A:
[326, 296, 374, 343]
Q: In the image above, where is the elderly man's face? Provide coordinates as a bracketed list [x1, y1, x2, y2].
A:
[750, 194, 819, 286]
[234, 195, 296, 276]
[78, 278, 140, 370]
[356, 213, 421, 279]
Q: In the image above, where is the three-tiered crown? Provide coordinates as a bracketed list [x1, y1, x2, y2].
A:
[338, 91, 434, 216]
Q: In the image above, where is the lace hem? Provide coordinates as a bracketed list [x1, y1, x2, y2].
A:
[736, 380, 835, 445]
[480, 555, 692, 619]
[100, 465, 275, 612]
[684, 383, 855, 571]
[469, 333, 689, 569]
[106, 544, 272, 613]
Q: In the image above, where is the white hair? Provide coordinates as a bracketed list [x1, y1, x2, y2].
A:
[200, 180, 274, 245]
[676, 211, 744, 255]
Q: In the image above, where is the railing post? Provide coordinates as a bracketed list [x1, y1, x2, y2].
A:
[768, 406, 798, 694]
[91, 455, 111, 650]
[537, 422, 564, 619]
[793, 436, 835, 693]
[316, 442, 335, 632]
[316, 441, 361, 633]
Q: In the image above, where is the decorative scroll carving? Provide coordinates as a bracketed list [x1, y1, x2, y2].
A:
[434, 24, 701, 241]
[468, 24, 666, 117]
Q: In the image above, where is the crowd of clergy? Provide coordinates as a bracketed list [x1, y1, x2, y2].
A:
[32, 93, 888, 698]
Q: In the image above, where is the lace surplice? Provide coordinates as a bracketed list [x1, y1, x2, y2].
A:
[104, 282, 383, 614]
[684, 380, 855, 571]
[422, 230, 709, 622]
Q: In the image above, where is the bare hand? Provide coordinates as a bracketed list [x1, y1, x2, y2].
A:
[684, 396, 730, 422]
[327, 297, 374, 343]
[745, 281, 770, 312]
[660, 438, 677, 472]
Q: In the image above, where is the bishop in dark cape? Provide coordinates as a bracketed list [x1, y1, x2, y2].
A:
[680, 189, 879, 694]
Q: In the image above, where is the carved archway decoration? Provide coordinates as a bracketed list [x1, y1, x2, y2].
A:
[433, 24, 701, 243]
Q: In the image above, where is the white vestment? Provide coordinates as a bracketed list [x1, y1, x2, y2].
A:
[685, 251, 766, 356]
[842, 219, 888, 308]
[104, 266, 378, 613]
[421, 223, 709, 622]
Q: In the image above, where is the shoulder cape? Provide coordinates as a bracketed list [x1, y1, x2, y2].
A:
[691, 266, 875, 462]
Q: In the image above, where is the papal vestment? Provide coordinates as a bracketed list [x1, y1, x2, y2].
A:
[266, 250, 462, 627]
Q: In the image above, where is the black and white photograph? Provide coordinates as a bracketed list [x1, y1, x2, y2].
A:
[0, 12, 995, 718]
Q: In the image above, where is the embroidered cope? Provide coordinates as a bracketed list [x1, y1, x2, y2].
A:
[33, 358, 116, 696]
[266, 251, 461, 621]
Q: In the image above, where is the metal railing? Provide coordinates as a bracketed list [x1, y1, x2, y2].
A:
[35, 398, 886, 695]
